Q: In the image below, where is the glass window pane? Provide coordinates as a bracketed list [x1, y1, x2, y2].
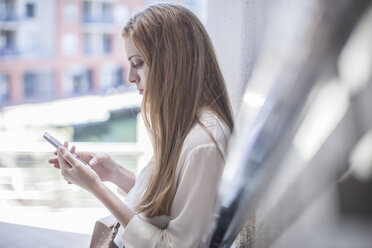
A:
[25, 3, 35, 18]
[63, 2, 78, 23]
[103, 34, 111, 54]
[0, 73, 9, 102]
[24, 72, 37, 97]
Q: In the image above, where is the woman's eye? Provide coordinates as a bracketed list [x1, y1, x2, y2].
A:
[132, 61, 144, 68]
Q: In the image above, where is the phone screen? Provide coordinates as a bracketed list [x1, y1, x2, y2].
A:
[43, 131, 63, 149]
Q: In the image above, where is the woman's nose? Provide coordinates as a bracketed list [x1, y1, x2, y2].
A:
[128, 78, 137, 84]
[128, 68, 138, 84]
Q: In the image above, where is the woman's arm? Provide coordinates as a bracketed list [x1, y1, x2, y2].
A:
[91, 179, 135, 226]
[109, 163, 136, 193]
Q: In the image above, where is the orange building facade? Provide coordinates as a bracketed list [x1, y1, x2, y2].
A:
[0, 0, 147, 107]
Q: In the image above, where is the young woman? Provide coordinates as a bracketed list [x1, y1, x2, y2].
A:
[49, 3, 234, 247]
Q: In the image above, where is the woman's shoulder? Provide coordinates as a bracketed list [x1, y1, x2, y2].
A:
[175, 108, 231, 178]
[183, 108, 231, 152]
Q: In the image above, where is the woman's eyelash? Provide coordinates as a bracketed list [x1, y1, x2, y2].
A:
[131, 61, 144, 68]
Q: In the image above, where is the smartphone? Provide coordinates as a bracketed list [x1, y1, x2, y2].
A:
[43, 131, 90, 168]
[43, 131, 63, 149]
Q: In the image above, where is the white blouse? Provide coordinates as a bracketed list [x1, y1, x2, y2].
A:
[114, 109, 231, 248]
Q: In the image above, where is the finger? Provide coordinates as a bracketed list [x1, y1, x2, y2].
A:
[48, 156, 59, 163]
[89, 157, 98, 166]
[76, 151, 94, 162]
[70, 145, 76, 154]
[54, 151, 57, 156]
[57, 148, 72, 169]
[48, 158, 58, 164]
[58, 146, 79, 168]
[63, 141, 69, 148]
[49, 158, 60, 169]
[48, 158, 61, 169]
[64, 177, 72, 184]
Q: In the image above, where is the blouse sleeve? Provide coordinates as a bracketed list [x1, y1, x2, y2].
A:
[116, 143, 224, 248]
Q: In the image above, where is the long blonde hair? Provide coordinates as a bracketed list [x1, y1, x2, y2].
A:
[123, 3, 234, 217]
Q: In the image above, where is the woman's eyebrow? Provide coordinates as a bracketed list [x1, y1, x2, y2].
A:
[128, 55, 141, 61]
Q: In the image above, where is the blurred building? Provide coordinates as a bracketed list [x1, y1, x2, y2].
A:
[0, 0, 206, 107]
[0, 0, 149, 107]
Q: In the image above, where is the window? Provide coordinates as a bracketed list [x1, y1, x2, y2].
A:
[72, 74, 83, 93]
[100, 66, 126, 93]
[0, 74, 9, 102]
[0, 30, 15, 54]
[83, 2, 112, 23]
[112, 67, 125, 88]
[1, 30, 16, 57]
[24, 71, 55, 99]
[1, 0, 15, 21]
[63, 2, 78, 23]
[103, 34, 111, 54]
[24, 73, 37, 98]
[69, 69, 93, 95]
[83, 2, 92, 22]
[84, 33, 93, 55]
[102, 3, 111, 22]
[25, 3, 35, 18]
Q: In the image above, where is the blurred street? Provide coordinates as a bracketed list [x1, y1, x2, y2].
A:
[0, 222, 91, 248]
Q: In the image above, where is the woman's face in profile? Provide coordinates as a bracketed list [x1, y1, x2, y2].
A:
[124, 37, 149, 95]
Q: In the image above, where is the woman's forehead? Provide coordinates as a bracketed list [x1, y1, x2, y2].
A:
[124, 37, 141, 58]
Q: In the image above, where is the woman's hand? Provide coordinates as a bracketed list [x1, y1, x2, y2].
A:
[49, 141, 135, 193]
[48, 141, 76, 170]
[81, 152, 135, 193]
[77, 152, 120, 183]
[57, 145, 101, 192]
[49, 143, 120, 183]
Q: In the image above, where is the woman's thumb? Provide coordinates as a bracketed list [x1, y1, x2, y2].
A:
[89, 157, 97, 166]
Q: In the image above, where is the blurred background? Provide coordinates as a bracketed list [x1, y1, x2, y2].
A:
[208, 0, 372, 247]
